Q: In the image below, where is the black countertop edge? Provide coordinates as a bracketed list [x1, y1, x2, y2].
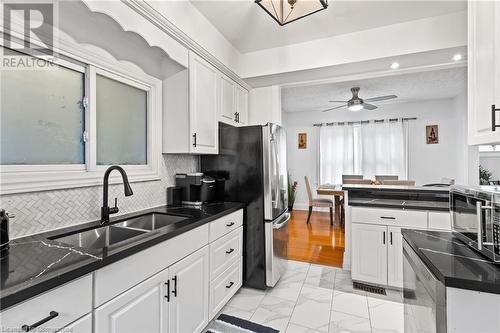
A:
[348, 201, 449, 212]
[401, 229, 500, 295]
[343, 185, 450, 194]
[0, 202, 245, 311]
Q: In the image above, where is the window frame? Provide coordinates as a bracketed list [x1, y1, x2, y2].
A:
[0, 38, 162, 195]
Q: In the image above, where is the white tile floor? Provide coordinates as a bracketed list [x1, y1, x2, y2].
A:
[221, 260, 404, 333]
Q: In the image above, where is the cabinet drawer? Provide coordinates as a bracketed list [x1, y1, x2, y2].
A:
[209, 258, 242, 320]
[428, 212, 451, 230]
[1, 275, 92, 332]
[210, 227, 242, 280]
[352, 207, 427, 228]
[209, 209, 243, 242]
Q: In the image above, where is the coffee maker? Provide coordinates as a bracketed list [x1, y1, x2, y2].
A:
[175, 173, 218, 205]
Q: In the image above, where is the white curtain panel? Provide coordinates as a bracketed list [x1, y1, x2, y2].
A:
[319, 120, 407, 184]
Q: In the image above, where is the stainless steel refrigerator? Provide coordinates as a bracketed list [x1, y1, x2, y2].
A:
[201, 123, 289, 289]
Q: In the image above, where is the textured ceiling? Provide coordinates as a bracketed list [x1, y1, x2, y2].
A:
[281, 67, 467, 113]
[190, 0, 466, 53]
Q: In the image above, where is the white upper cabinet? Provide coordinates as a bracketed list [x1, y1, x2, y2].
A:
[163, 52, 219, 154]
[219, 74, 237, 125]
[468, 1, 500, 145]
[163, 51, 251, 154]
[236, 85, 249, 125]
[218, 74, 249, 127]
[189, 52, 219, 154]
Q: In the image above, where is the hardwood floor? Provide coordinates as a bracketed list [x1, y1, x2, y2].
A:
[286, 209, 345, 268]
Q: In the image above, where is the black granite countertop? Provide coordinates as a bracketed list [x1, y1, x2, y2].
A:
[345, 185, 449, 212]
[402, 229, 500, 294]
[0, 202, 244, 310]
[349, 198, 450, 211]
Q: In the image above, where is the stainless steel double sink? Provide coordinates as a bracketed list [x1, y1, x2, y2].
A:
[51, 213, 189, 250]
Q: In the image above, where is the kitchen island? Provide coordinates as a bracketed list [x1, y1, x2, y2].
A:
[342, 184, 451, 288]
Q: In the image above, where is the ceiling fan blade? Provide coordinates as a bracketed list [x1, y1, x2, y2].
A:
[328, 100, 348, 103]
[364, 95, 397, 102]
[322, 104, 347, 112]
[363, 103, 378, 110]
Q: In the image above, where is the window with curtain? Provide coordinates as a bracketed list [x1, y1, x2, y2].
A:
[319, 120, 408, 185]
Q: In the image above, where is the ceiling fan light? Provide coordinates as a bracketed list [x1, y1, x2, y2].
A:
[255, 0, 328, 26]
[348, 104, 363, 112]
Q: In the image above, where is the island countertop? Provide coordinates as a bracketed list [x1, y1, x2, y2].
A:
[343, 184, 450, 211]
[402, 229, 500, 295]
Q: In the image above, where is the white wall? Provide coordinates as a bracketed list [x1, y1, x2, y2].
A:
[239, 12, 466, 78]
[284, 95, 477, 209]
[145, 0, 241, 73]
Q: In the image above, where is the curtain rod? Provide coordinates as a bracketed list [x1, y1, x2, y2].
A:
[313, 117, 417, 127]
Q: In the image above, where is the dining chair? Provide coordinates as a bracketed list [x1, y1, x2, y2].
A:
[380, 180, 416, 186]
[342, 179, 373, 185]
[342, 175, 363, 183]
[375, 175, 399, 181]
[304, 176, 334, 225]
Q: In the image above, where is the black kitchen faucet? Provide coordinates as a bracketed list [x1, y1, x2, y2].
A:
[101, 165, 133, 224]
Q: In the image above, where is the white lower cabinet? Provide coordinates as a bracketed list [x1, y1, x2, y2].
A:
[208, 225, 243, 320]
[351, 207, 432, 288]
[168, 247, 209, 333]
[95, 246, 210, 333]
[94, 268, 169, 333]
[351, 223, 388, 285]
[387, 226, 404, 288]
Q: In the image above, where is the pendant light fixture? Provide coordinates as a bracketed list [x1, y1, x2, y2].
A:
[255, 0, 328, 26]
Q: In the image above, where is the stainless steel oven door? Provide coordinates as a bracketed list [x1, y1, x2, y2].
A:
[265, 211, 290, 287]
[403, 240, 446, 333]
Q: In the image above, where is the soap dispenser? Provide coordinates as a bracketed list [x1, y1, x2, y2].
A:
[0, 209, 13, 256]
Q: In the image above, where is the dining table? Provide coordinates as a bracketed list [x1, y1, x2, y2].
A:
[316, 185, 345, 225]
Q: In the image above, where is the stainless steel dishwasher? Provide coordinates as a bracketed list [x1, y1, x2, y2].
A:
[403, 239, 446, 333]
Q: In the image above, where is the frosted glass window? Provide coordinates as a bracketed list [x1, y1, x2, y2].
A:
[96, 74, 147, 165]
[0, 50, 85, 165]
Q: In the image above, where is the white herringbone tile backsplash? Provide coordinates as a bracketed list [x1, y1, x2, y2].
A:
[0, 155, 198, 238]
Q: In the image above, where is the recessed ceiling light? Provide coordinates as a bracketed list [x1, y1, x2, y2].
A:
[452, 54, 463, 61]
[390, 62, 400, 70]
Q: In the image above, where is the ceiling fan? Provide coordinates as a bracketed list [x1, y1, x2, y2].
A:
[322, 87, 397, 112]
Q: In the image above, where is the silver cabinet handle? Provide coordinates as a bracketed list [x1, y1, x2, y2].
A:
[476, 202, 493, 250]
[383, 231, 386, 245]
[380, 216, 396, 220]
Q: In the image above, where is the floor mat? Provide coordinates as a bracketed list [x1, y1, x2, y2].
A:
[206, 313, 280, 333]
